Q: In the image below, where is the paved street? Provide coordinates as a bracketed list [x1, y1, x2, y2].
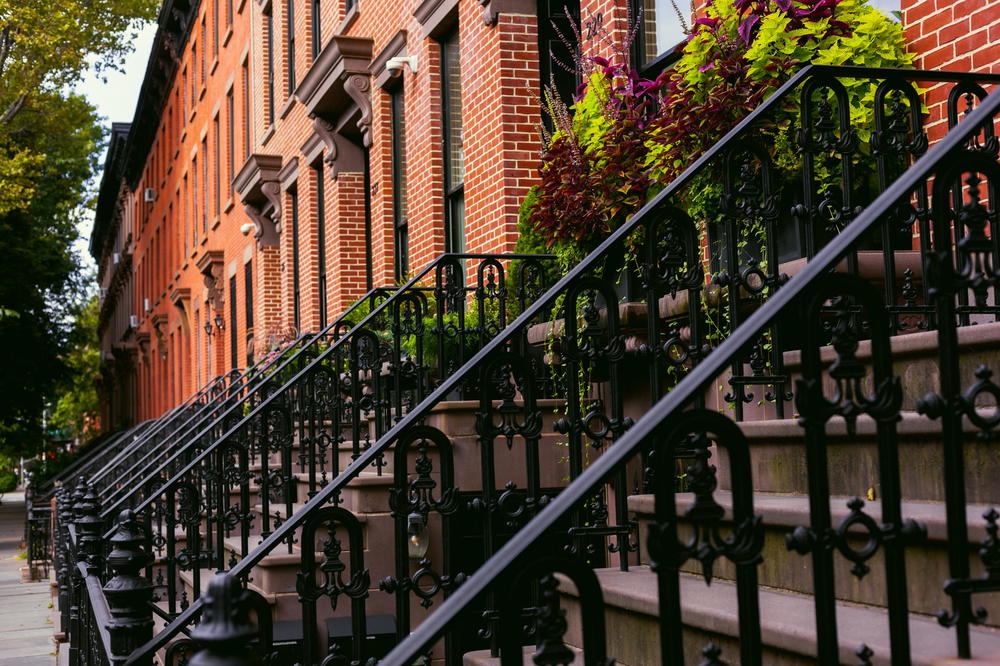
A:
[0, 490, 57, 665]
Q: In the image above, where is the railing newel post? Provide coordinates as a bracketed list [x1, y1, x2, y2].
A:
[188, 573, 260, 666]
[104, 509, 154, 665]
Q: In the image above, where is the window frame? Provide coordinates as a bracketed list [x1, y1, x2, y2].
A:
[390, 86, 409, 279]
[439, 30, 464, 254]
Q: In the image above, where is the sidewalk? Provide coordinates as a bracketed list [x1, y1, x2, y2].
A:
[0, 490, 57, 665]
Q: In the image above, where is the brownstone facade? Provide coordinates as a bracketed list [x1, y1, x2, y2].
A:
[90, 0, 1000, 426]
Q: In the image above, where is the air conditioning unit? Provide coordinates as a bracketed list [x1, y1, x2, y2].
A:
[129, 314, 139, 329]
[113, 252, 121, 265]
[144, 298, 151, 313]
[144, 188, 155, 203]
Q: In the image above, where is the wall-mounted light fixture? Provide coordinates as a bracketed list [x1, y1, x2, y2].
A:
[214, 313, 225, 331]
[386, 55, 418, 76]
[407, 511, 429, 560]
[204, 320, 214, 337]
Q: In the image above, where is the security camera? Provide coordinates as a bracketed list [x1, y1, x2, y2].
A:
[386, 55, 418, 76]
[240, 222, 255, 236]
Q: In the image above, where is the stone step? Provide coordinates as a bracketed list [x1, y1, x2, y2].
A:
[557, 566, 1000, 665]
[710, 410, 999, 503]
[702, 318, 1000, 423]
[628, 491, 1000, 626]
[463, 646, 583, 665]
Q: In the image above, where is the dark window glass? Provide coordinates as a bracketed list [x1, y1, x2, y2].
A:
[311, 0, 321, 60]
[244, 261, 254, 365]
[213, 116, 221, 216]
[227, 0, 233, 26]
[538, 0, 579, 123]
[286, 0, 296, 95]
[242, 61, 251, 157]
[290, 187, 301, 330]
[391, 88, 408, 279]
[227, 90, 235, 189]
[229, 275, 238, 369]
[201, 19, 207, 80]
[202, 137, 209, 232]
[191, 161, 198, 243]
[315, 166, 327, 328]
[345, 0, 355, 12]
[266, 13, 275, 124]
[440, 32, 464, 253]
[631, 0, 687, 74]
[213, 0, 219, 55]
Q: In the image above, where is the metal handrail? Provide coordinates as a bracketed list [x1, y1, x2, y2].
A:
[379, 75, 1000, 664]
[95, 291, 382, 516]
[92, 334, 312, 494]
[126, 64, 1000, 661]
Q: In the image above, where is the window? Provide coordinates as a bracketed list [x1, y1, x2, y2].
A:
[290, 186, 301, 329]
[311, 0, 321, 60]
[229, 275, 238, 369]
[345, 0, 355, 12]
[201, 18, 207, 81]
[244, 261, 254, 366]
[194, 309, 201, 386]
[213, 115, 221, 217]
[315, 166, 327, 328]
[227, 0, 233, 26]
[440, 32, 464, 253]
[183, 177, 189, 254]
[242, 59, 251, 156]
[266, 12, 275, 124]
[631, 0, 688, 75]
[192, 158, 198, 243]
[213, 0, 219, 56]
[390, 88, 408, 279]
[286, 0, 297, 95]
[227, 89, 235, 190]
[202, 137, 209, 232]
[191, 46, 198, 103]
[870, 0, 900, 18]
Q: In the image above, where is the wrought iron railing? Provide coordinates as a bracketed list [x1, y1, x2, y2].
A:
[90, 348, 308, 498]
[57, 253, 552, 659]
[91, 290, 399, 510]
[62, 65, 1000, 665]
[378, 74, 1000, 666]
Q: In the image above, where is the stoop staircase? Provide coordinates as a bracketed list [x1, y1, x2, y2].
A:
[55, 65, 1000, 666]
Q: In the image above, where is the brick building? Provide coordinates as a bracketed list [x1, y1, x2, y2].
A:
[91, 0, 999, 427]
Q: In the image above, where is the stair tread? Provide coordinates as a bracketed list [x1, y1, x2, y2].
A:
[738, 408, 995, 439]
[566, 566, 1000, 665]
[627, 491, 995, 542]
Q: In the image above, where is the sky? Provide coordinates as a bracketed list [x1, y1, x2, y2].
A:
[72, 22, 158, 273]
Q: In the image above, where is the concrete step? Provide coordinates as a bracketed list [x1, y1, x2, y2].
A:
[557, 566, 1000, 665]
[702, 318, 1000, 423]
[711, 411, 999, 504]
[628, 491, 1000, 626]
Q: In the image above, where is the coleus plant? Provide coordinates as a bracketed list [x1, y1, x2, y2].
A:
[525, 0, 913, 251]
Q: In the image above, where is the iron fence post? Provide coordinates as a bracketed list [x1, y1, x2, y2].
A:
[104, 509, 154, 665]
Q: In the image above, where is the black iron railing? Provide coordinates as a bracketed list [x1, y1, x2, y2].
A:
[92, 289, 393, 513]
[378, 74, 1000, 666]
[60, 64, 1000, 665]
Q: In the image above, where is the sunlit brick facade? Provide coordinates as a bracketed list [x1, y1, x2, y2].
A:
[91, 0, 1000, 425]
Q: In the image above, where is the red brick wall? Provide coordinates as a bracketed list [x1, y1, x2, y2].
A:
[903, 0, 1000, 144]
[115, 0, 1000, 418]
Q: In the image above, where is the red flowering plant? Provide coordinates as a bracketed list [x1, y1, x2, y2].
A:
[529, 55, 667, 264]
[520, 0, 914, 267]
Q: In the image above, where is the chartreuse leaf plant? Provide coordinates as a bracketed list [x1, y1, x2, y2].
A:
[521, 0, 915, 259]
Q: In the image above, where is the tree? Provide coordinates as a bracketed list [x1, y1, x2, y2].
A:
[49, 294, 101, 442]
[0, 0, 158, 212]
[0, 0, 159, 454]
